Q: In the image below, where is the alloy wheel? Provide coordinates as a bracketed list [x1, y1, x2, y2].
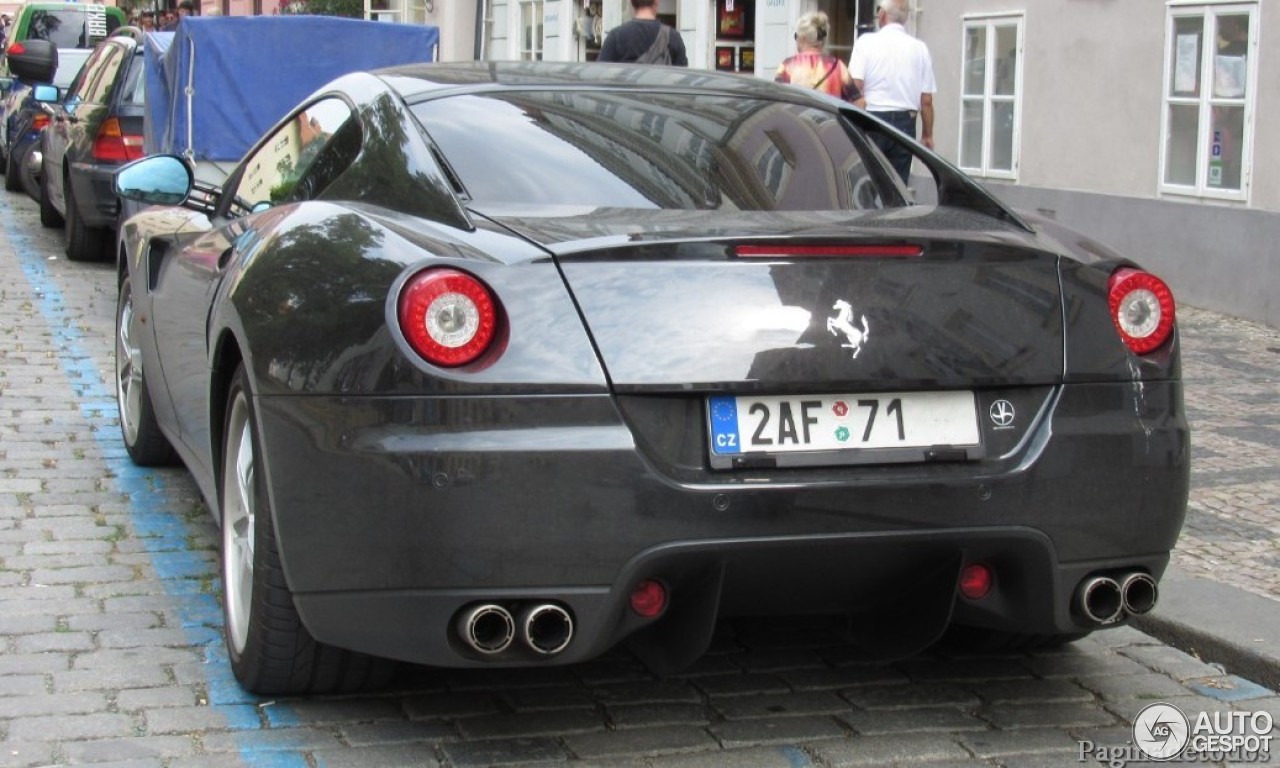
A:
[115, 288, 144, 447]
[221, 394, 256, 656]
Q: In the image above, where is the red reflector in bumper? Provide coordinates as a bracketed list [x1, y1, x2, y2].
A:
[734, 244, 923, 258]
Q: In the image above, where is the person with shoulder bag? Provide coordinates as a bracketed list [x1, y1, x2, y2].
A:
[775, 11, 862, 105]
[599, 0, 688, 66]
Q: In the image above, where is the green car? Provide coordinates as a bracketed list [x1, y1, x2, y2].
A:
[1, 3, 126, 59]
[0, 3, 126, 192]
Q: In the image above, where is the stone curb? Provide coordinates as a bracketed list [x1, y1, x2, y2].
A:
[1132, 565, 1280, 692]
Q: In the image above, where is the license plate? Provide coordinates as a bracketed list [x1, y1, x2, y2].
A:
[708, 391, 980, 468]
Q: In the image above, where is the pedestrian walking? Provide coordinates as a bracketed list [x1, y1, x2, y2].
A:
[775, 12, 862, 105]
[848, 0, 936, 184]
[598, 0, 688, 66]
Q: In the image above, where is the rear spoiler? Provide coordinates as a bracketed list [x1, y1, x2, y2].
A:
[841, 107, 1033, 234]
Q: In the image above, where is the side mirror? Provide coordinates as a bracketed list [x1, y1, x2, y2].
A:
[114, 155, 193, 205]
[5, 39, 57, 84]
[32, 84, 59, 103]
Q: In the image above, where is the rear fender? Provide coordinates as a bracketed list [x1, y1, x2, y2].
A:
[220, 203, 608, 398]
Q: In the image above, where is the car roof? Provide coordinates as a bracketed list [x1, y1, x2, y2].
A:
[378, 61, 815, 103]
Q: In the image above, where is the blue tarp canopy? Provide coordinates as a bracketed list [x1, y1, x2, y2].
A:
[144, 16, 438, 162]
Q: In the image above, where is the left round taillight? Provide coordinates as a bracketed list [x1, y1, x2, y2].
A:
[397, 268, 499, 367]
[1107, 268, 1175, 355]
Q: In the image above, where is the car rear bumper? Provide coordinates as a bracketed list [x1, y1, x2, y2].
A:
[255, 380, 1188, 667]
[69, 160, 120, 228]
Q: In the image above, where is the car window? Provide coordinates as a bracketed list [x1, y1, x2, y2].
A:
[232, 98, 357, 209]
[410, 91, 889, 212]
[23, 9, 108, 49]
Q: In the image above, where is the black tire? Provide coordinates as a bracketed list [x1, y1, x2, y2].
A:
[939, 625, 1090, 653]
[221, 364, 397, 695]
[115, 277, 176, 466]
[64, 179, 111, 262]
[39, 171, 63, 228]
[4, 145, 22, 192]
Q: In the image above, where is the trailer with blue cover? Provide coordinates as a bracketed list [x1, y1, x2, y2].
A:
[143, 16, 439, 185]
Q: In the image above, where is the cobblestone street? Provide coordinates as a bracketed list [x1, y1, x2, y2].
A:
[1, 185, 1278, 767]
[1172, 308, 1280, 601]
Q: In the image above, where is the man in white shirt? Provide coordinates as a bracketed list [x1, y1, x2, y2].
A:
[848, 0, 936, 184]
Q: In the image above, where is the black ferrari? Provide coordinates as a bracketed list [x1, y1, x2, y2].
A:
[111, 62, 1188, 695]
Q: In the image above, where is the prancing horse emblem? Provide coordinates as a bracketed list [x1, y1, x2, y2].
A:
[826, 299, 870, 359]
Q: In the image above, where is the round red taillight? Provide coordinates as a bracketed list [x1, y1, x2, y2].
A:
[629, 579, 667, 618]
[958, 563, 993, 600]
[397, 268, 498, 367]
[1107, 268, 1175, 355]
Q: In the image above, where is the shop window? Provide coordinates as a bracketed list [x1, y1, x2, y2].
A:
[1160, 3, 1255, 199]
[714, 0, 754, 74]
[812, 0, 864, 61]
[958, 14, 1021, 180]
[520, 0, 544, 61]
[577, 1, 603, 62]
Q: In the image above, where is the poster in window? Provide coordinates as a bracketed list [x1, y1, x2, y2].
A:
[715, 46, 736, 71]
[738, 47, 755, 72]
[1214, 55, 1246, 98]
[717, 0, 748, 40]
[1174, 34, 1199, 94]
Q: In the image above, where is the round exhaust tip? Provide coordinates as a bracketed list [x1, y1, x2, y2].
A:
[456, 604, 515, 655]
[519, 603, 573, 655]
[1076, 576, 1124, 625]
[1121, 572, 1158, 615]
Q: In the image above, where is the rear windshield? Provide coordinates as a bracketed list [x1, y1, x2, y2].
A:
[410, 91, 889, 212]
[120, 52, 146, 106]
[23, 8, 119, 49]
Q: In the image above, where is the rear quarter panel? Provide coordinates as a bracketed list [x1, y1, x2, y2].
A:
[217, 202, 610, 399]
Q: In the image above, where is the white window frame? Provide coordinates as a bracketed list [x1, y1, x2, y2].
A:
[957, 13, 1024, 180]
[1158, 1, 1258, 201]
[518, 0, 545, 61]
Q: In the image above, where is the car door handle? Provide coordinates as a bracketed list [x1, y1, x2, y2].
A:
[217, 247, 234, 271]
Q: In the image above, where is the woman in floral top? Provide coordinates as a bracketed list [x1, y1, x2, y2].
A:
[774, 12, 863, 106]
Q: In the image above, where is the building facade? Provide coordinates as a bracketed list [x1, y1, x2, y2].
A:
[921, 0, 1275, 327]
[481, 0, 876, 76]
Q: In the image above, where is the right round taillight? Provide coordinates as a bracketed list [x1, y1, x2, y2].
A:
[397, 268, 499, 367]
[1107, 268, 1175, 355]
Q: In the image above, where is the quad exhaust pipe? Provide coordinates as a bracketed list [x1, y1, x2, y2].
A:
[455, 601, 574, 657]
[1120, 572, 1158, 615]
[456, 603, 515, 655]
[1074, 571, 1159, 626]
[519, 603, 574, 655]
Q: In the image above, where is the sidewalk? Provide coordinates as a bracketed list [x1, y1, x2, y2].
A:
[1132, 307, 1280, 690]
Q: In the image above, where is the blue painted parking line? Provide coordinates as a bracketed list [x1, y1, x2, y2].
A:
[6, 222, 307, 766]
